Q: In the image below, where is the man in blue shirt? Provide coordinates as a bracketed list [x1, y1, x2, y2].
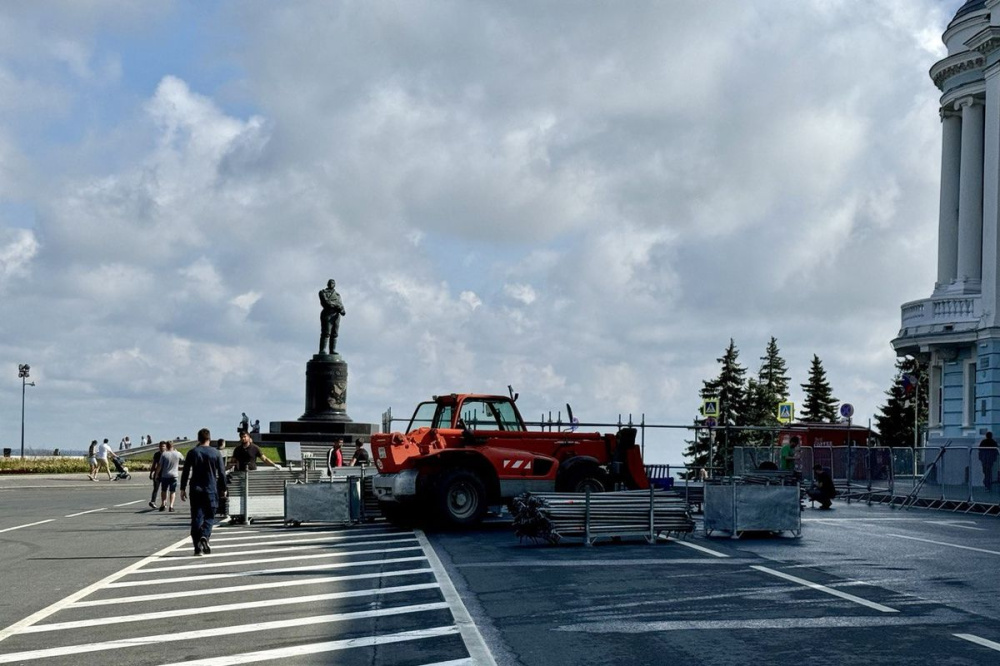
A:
[180, 428, 228, 556]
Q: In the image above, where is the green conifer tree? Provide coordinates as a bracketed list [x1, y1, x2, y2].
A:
[800, 354, 838, 423]
[696, 339, 746, 471]
[744, 337, 791, 444]
[875, 357, 928, 447]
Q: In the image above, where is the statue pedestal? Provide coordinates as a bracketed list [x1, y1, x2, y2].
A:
[300, 354, 352, 422]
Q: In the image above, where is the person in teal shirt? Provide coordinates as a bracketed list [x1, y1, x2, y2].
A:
[780, 436, 800, 471]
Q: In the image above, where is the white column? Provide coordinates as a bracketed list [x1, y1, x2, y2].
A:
[939, 109, 962, 285]
[982, 64, 1000, 326]
[957, 96, 985, 283]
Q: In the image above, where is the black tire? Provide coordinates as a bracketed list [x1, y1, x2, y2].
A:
[558, 465, 609, 493]
[434, 468, 487, 528]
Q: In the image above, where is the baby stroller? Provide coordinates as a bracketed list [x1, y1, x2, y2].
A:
[111, 457, 131, 481]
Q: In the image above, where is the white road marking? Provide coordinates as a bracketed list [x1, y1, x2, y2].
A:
[166, 536, 418, 560]
[558, 615, 944, 633]
[887, 534, 1000, 556]
[0, 603, 450, 663]
[134, 545, 423, 573]
[662, 536, 729, 558]
[64, 508, 108, 518]
[0, 534, 189, 644]
[954, 633, 1000, 652]
[70, 568, 435, 607]
[208, 524, 396, 543]
[415, 660, 474, 666]
[415, 529, 497, 666]
[174, 530, 413, 551]
[0, 520, 54, 534]
[157, 626, 462, 666]
[925, 520, 987, 531]
[105, 555, 429, 587]
[26, 583, 442, 633]
[114, 500, 146, 507]
[750, 566, 898, 613]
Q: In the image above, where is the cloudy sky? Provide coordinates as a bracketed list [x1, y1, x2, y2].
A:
[0, 1, 963, 461]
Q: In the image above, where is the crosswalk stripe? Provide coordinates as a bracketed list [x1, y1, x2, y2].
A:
[172, 531, 413, 551]
[69, 568, 435, 607]
[133, 545, 423, 573]
[207, 524, 398, 543]
[157, 626, 462, 666]
[105, 555, 429, 587]
[24, 583, 442, 633]
[0, 603, 450, 663]
[166, 536, 418, 560]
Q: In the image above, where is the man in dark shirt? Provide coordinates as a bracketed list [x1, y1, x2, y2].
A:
[227, 430, 281, 472]
[180, 428, 228, 556]
[148, 441, 166, 509]
[807, 464, 837, 510]
[979, 431, 998, 491]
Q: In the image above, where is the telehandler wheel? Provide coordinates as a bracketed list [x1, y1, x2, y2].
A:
[435, 468, 488, 527]
[560, 466, 609, 494]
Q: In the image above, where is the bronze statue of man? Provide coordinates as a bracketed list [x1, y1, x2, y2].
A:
[319, 279, 346, 355]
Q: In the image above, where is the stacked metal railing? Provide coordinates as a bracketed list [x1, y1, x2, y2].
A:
[511, 488, 695, 546]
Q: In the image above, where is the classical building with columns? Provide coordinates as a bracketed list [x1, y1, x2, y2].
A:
[894, 0, 1000, 446]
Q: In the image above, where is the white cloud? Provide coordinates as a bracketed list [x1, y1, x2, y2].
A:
[0, 1, 967, 462]
[503, 283, 537, 305]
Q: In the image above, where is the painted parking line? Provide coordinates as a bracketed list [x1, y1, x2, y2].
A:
[70, 568, 435, 607]
[954, 633, 1000, 653]
[887, 534, 1000, 556]
[416, 530, 498, 666]
[166, 536, 419, 560]
[157, 626, 462, 666]
[750, 566, 898, 613]
[105, 555, 430, 588]
[0, 603, 451, 663]
[0, 520, 54, 535]
[136, 544, 424, 573]
[64, 508, 107, 518]
[663, 536, 729, 558]
[25, 582, 442, 633]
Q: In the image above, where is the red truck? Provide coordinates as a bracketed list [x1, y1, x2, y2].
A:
[371, 393, 650, 527]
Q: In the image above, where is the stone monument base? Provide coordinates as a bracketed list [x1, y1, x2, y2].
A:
[301, 353, 351, 422]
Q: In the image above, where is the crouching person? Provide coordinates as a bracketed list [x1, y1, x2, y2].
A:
[807, 464, 837, 510]
[180, 428, 228, 556]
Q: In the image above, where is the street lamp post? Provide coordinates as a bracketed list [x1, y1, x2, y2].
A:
[18, 364, 35, 460]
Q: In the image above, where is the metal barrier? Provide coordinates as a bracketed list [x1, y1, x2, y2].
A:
[732, 445, 1000, 512]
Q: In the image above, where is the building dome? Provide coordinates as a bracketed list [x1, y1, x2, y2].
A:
[953, 0, 986, 21]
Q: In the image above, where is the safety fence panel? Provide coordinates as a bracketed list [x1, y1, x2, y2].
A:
[971, 446, 1000, 503]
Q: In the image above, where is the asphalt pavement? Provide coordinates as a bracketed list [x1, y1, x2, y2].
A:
[4, 477, 1000, 665]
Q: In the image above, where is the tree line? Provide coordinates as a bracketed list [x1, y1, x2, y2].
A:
[684, 338, 928, 472]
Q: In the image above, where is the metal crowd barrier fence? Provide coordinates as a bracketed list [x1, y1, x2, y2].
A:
[732, 446, 1000, 508]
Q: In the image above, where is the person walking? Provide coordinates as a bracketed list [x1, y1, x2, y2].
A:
[148, 441, 167, 508]
[227, 430, 281, 472]
[86, 440, 99, 481]
[350, 440, 370, 466]
[780, 436, 800, 472]
[155, 441, 183, 512]
[180, 428, 228, 556]
[327, 439, 344, 477]
[979, 431, 998, 491]
[96, 439, 117, 481]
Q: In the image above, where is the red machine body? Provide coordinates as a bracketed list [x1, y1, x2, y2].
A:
[371, 393, 649, 526]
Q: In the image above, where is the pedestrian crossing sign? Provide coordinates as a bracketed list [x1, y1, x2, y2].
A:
[777, 401, 794, 423]
[702, 398, 719, 418]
